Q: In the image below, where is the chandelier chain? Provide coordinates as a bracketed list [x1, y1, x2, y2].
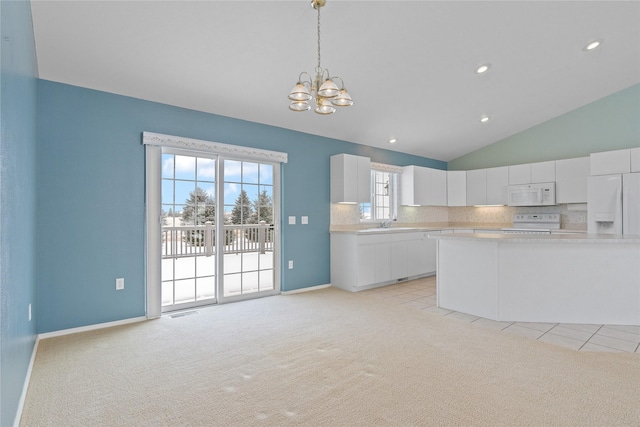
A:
[316, 5, 321, 72]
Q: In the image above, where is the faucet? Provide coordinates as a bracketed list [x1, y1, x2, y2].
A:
[380, 218, 395, 228]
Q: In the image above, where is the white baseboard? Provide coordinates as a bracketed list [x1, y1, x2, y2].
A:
[14, 335, 39, 427]
[38, 316, 147, 340]
[281, 283, 331, 295]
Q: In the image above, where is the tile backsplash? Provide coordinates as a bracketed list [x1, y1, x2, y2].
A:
[330, 203, 587, 230]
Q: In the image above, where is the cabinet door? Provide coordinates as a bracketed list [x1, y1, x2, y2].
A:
[486, 166, 508, 205]
[466, 169, 487, 205]
[406, 237, 423, 278]
[631, 148, 640, 173]
[508, 164, 530, 185]
[357, 241, 391, 286]
[556, 157, 589, 203]
[447, 171, 467, 206]
[390, 240, 409, 279]
[590, 149, 631, 175]
[357, 156, 372, 203]
[374, 242, 391, 283]
[428, 168, 448, 206]
[357, 243, 376, 287]
[423, 236, 437, 274]
[531, 161, 556, 183]
[330, 154, 371, 203]
[401, 166, 429, 206]
[408, 233, 437, 275]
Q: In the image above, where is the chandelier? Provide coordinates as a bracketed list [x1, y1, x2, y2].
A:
[288, 0, 354, 115]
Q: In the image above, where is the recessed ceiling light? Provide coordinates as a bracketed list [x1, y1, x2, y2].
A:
[388, 138, 398, 144]
[480, 115, 491, 123]
[475, 63, 491, 74]
[583, 39, 603, 51]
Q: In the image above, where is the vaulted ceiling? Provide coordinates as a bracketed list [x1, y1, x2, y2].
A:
[31, 0, 640, 161]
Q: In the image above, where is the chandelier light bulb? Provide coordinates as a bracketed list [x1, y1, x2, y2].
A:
[315, 98, 336, 115]
[332, 89, 354, 107]
[289, 101, 311, 112]
[288, 83, 312, 101]
[318, 79, 340, 98]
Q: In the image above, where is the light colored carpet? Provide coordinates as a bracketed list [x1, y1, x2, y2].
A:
[21, 287, 640, 426]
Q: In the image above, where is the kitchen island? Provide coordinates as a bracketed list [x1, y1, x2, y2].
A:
[431, 233, 640, 326]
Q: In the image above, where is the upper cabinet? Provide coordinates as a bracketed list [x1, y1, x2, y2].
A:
[630, 147, 640, 173]
[466, 167, 508, 205]
[466, 169, 487, 205]
[590, 149, 631, 175]
[401, 166, 447, 206]
[486, 166, 509, 205]
[508, 161, 555, 184]
[531, 161, 556, 183]
[508, 164, 530, 185]
[555, 157, 589, 203]
[330, 154, 370, 203]
[447, 171, 467, 207]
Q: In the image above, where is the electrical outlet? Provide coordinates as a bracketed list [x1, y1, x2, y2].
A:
[288, 260, 293, 269]
[116, 278, 125, 290]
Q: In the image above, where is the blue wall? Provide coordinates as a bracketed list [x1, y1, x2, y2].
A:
[449, 84, 640, 170]
[0, 0, 39, 425]
[36, 80, 445, 334]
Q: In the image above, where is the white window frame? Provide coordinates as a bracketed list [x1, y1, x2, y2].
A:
[360, 162, 402, 223]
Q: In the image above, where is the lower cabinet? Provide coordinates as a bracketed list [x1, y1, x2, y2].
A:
[331, 231, 436, 292]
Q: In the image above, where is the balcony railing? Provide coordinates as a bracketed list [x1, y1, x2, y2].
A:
[162, 222, 274, 258]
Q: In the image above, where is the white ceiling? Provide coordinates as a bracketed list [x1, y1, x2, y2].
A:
[31, 0, 640, 162]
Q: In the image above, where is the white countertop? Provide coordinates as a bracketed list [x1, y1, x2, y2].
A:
[431, 232, 640, 243]
[329, 226, 588, 236]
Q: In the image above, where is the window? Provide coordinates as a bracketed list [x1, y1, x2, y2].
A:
[360, 169, 398, 221]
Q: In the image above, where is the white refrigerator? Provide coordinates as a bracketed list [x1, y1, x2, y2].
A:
[588, 173, 640, 235]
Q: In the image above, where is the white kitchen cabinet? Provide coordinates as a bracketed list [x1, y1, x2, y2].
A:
[631, 147, 640, 173]
[590, 149, 631, 176]
[357, 236, 391, 287]
[466, 167, 507, 206]
[466, 169, 487, 205]
[330, 154, 371, 203]
[401, 165, 429, 206]
[429, 168, 448, 206]
[447, 170, 467, 206]
[486, 166, 508, 205]
[509, 161, 555, 184]
[390, 236, 409, 280]
[407, 233, 436, 277]
[401, 166, 447, 206]
[331, 231, 436, 292]
[531, 161, 556, 183]
[508, 164, 530, 185]
[555, 156, 590, 203]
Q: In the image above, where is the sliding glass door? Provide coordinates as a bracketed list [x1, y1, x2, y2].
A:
[160, 150, 279, 312]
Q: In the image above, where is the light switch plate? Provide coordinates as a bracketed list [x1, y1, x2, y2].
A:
[301, 216, 309, 225]
[288, 216, 296, 225]
[116, 278, 125, 290]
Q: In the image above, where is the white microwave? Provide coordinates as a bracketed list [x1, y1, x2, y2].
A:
[507, 183, 556, 206]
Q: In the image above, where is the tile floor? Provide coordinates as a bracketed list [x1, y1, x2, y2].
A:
[360, 276, 640, 354]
